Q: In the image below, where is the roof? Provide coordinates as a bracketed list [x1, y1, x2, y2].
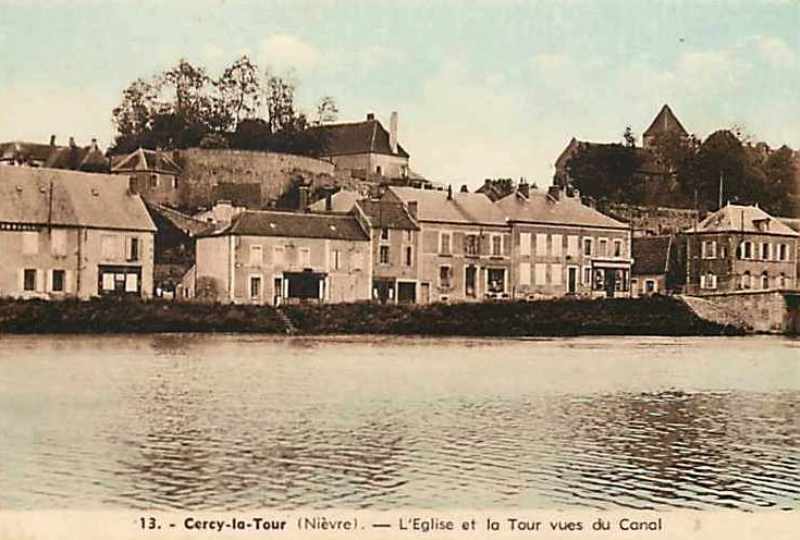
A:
[202, 210, 370, 241]
[111, 148, 181, 175]
[45, 143, 109, 172]
[389, 186, 507, 226]
[308, 190, 361, 212]
[0, 141, 59, 163]
[691, 204, 800, 237]
[145, 201, 210, 236]
[357, 199, 418, 230]
[632, 235, 672, 275]
[495, 189, 628, 229]
[643, 104, 688, 139]
[0, 166, 156, 232]
[311, 118, 410, 158]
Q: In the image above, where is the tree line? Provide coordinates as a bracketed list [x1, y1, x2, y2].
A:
[110, 56, 338, 156]
[564, 128, 799, 217]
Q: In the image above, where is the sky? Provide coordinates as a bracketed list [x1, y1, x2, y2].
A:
[1, 0, 799, 189]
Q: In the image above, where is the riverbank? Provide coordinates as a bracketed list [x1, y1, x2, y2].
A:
[0, 296, 744, 336]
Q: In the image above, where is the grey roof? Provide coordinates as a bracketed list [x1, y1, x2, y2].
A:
[0, 166, 156, 232]
[203, 210, 370, 241]
[389, 186, 507, 226]
[495, 189, 628, 229]
[692, 204, 799, 237]
[632, 236, 672, 275]
[357, 199, 418, 230]
[310, 118, 410, 158]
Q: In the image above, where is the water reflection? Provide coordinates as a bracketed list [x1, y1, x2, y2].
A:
[0, 335, 798, 510]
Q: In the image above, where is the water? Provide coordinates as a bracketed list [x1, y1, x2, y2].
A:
[0, 334, 798, 511]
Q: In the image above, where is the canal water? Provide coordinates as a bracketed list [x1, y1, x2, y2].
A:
[0, 334, 798, 511]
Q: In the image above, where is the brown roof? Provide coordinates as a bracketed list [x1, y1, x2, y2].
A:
[311, 118, 409, 158]
[643, 104, 689, 139]
[390, 186, 507, 226]
[496, 189, 628, 229]
[692, 204, 799, 237]
[204, 210, 369, 241]
[111, 148, 181, 175]
[0, 166, 156, 232]
[45, 143, 109, 171]
[357, 199, 418, 230]
[632, 235, 672, 275]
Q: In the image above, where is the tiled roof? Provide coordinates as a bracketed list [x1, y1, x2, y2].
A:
[311, 119, 409, 158]
[643, 104, 689, 138]
[111, 148, 181, 175]
[45, 144, 109, 171]
[308, 190, 361, 212]
[0, 166, 156, 232]
[496, 189, 628, 229]
[145, 201, 209, 236]
[632, 235, 672, 275]
[205, 210, 370, 241]
[389, 186, 507, 226]
[357, 199, 418, 230]
[692, 204, 800, 236]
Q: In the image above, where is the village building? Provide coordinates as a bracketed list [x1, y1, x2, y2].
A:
[496, 184, 632, 298]
[679, 204, 799, 295]
[111, 148, 182, 207]
[631, 235, 679, 296]
[1, 136, 109, 172]
[0, 167, 156, 299]
[388, 186, 511, 303]
[194, 210, 372, 305]
[641, 104, 690, 150]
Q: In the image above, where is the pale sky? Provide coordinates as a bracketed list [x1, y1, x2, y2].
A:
[1, 0, 798, 189]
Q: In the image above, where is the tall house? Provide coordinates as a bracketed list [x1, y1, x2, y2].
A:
[388, 186, 511, 303]
[496, 184, 632, 298]
[194, 210, 372, 305]
[312, 112, 410, 180]
[111, 148, 182, 207]
[0, 167, 156, 299]
[680, 204, 799, 295]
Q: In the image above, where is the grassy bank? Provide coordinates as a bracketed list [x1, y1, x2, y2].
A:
[0, 296, 743, 336]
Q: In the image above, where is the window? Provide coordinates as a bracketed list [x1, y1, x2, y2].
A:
[172, 177, 179, 189]
[519, 262, 531, 286]
[51, 270, 65, 292]
[598, 239, 608, 257]
[551, 264, 562, 285]
[22, 231, 38, 255]
[465, 234, 479, 256]
[487, 268, 505, 293]
[331, 249, 341, 270]
[567, 235, 579, 257]
[51, 229, 67, 257]
[535, 233, 547, 256]
[701, 273, 717, 290]
[125, 274, 138, 293]
[535, 263, 547, 285]
[439, 266, 453, 289]
[741, 271, 751, 290]
[404, 246, 413, 267]
[405, 230, 413, 242]
[492, 235, 502, 256]
[701, 240, 717, 259]
[520, 232, 531, 256]
[250, 276, 261, 299]
[23, 269, 37, 291]
[645, 280, 656, 293]
[379, 245, 390, 264]
[721, 246, 728, 259]
[761, 272, 769, 290]
[380, 228, 389, 241]
[613, 239, 623, 258]
[273, 246, 285, 266]
[583, 238, 593, 256]
[149, 174, 158, 188]
[744, 242, 752, 259]
[761, 242, 769, 261]
[583, 266, 591, 286]
[440, 232, 451, 255]
[779, 244, 788, 261]
[249, 244, 263, 266]
[551, 234, 562, 257]
[299, 247, 311, 268]
[127, 237, 140, 262]
[376, 166, 382, 176]
[778, 273, 786, 288]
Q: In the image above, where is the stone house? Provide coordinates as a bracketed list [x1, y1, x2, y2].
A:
[496, 184, 633, 298]
[631, 235, 677, 296]
[388, 186, 512, 303]
[0, 167, 156, 299]
[194, 210, 371, 305]
[679, 204, 799, 295]
[111, 148, 182, 207]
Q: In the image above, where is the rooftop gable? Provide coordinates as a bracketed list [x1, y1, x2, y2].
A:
[311, 118, 409, 158]
[643, 104, 689, 138]
[111, 148, 182, 175]
[693, 204, 800, 237]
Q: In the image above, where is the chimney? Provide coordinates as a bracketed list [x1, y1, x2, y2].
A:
[407, 201, 418, 220]
[298, 185, 310, 210]
[447, 184, 453, 200]
[389, 111, 398, 154]
[460, 184, 469, 193]
[548, 185, 561, 201]
[90, 138, 98, 148]
[518, 179, 530, 198]
[68, 136, 76, 148]
[49, 135, 56, 146]
[325, 190, 333, 212]
[366, 113, 375, 121]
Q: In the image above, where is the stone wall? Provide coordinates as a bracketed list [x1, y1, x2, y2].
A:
[596, 202, 702, 237]
[691, 290, 798, 334]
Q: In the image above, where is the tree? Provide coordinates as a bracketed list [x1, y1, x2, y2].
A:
[315, 96, 339, 125]
[213, 55, 262, 131]
[762, 145, 797, 216]
[565, 143, 646, 203]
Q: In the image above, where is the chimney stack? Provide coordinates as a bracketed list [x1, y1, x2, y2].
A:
[389, 111, 398, 154]
[91, 138, 97, 148]
[518, 179, 530, 198]
[366, 112, 375, 121]
[548, 185, 561, 201]
[49, 135, 56, 146]
[325, 189, 333, 212]
[447, 185, 453, 200]
[68, 136, 76, 147]
[460, 184, 469, 193]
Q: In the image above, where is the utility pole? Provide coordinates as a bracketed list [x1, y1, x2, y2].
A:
[718, 170, 724, 210]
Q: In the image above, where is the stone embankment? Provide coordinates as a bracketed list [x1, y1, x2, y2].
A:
[678, 295, 752, 333]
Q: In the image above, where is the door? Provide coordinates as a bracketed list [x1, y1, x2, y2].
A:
[465, 265, 477, 298]
[273, 277, 283, 306]
[567, 266, 578, 294]
[604, 269, 616, 297]
[397, 281, 416, 304]
[420, 283, 430, 304]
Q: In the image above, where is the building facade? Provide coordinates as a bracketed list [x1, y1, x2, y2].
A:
[389, 186, 512, 303]
[680, 204, 799, 295]
[0, 167, 156, 300]
[195, 210, 372, 305]
[497, 185, 633, 298]
[111, 148, 182, 207]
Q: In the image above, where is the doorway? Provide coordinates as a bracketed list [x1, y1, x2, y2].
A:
[567, 266, 578, 294]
